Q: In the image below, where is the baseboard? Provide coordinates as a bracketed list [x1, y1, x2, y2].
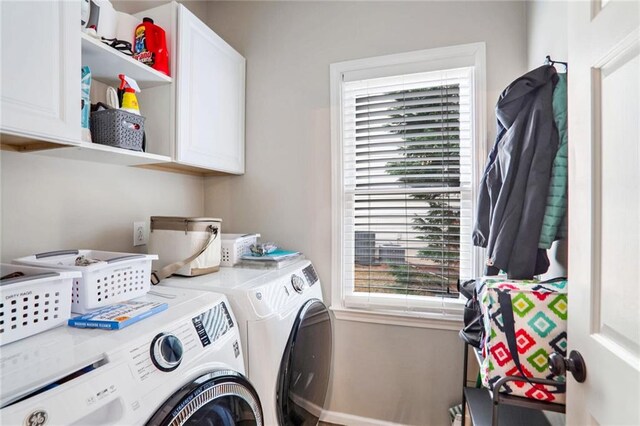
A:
[320, 409, 406, 426]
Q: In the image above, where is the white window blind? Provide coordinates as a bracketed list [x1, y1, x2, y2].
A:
[340, 67, 474, 314]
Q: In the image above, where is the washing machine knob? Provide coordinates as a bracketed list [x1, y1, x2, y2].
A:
[291, 274, 306, 293]
[150, 333, 183, 372]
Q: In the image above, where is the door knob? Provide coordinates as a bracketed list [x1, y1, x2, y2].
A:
[548, 350, 587, 383]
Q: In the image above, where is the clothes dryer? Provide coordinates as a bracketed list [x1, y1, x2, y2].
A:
[159, 260, 332, 426]
[0, 287, 263, 425]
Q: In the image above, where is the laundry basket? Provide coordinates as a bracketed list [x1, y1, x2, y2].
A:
[221, 234, 260, 266]
[13, 250, 157, 314]
[0, 264, 80, 346]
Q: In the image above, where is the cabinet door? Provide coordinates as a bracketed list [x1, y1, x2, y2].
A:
[0, 1, 80, 143]
[176, 5, 245, 174]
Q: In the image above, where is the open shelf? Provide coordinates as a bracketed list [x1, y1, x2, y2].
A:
[461, 342, 565, 426]
[464, 387, 553, 426]
[1, 131, 171, 167]
[81, 32, 172, 89]
[37, 141, 172, 166]
[136, 162, 236, 177]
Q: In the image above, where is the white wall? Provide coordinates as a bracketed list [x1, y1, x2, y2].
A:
[527, 0, 569, 280]
[0, 151, 204, 262]
[204, 2, 528, 424]
[527, 0, 568, 70]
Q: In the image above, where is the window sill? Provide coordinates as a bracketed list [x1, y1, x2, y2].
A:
[329, 306, 463, 331]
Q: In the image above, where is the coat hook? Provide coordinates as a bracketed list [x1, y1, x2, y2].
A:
[545, 55, 568, 71]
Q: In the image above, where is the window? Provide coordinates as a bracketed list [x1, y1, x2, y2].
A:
[330, 44, 486, 322]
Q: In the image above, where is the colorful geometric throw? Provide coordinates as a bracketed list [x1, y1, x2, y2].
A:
[480, 277, 568, 404]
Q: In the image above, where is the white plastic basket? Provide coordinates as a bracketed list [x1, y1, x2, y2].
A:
[0, 264, 81, 346]
[13, 250, 158, 314]
[221, 234, 260, 266]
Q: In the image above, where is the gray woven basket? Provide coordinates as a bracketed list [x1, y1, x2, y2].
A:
[90, 109, 145, 152]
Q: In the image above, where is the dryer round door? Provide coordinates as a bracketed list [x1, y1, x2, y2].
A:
[146, 370, 263, 426]
[276, 299, 332, 426]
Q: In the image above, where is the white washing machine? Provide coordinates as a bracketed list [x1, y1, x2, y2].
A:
[159, 260, 332, 426]
[0, 287, 263, 426]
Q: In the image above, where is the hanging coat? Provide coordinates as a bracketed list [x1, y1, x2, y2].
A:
[539, 73, 568, 249]
[473, 65, 558, 279]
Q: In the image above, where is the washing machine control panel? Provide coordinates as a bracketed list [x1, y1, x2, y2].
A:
[150, 333, 183, 372]
[302, 264, 319, 286]
[250, 263, 323, 317]
[291, 274, 306, 293]
[191, 302, 235, 347]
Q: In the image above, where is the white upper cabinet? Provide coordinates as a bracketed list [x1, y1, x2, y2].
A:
[0, 1, 80, 143]
[175, 5, 246, 174]
[0, 1, 244, 174]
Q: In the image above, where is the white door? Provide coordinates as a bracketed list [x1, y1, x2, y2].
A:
[567, 0, 640, 424]
[175, 5, 245, 174]
[0, 1, 80, 143]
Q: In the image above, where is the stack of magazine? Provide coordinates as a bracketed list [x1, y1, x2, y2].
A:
[239, 249, 303, 269]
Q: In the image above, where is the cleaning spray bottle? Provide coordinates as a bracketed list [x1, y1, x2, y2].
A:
[133, 17, 170, 76]
[118, 74, 141, 115]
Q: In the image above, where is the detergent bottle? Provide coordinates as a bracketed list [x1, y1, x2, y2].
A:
[118, 74, 141, 115]
[133, 17, 170, 76]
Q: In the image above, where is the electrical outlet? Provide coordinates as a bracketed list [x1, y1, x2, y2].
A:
[133, 221, 148, 246]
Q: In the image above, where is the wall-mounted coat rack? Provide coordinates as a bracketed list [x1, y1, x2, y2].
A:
[545, 55, 568, 71]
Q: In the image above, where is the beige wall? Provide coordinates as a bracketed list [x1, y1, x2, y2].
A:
[0, 151, 204, 262]
[203, 2, 528, 424]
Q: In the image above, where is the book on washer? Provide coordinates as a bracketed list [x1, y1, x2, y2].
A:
[240, 249, 301, 262]
[67, 300, 168, 330]
[239, 250, 303, 269]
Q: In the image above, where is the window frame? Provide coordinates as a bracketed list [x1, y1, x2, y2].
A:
[330, 43, 487, 328]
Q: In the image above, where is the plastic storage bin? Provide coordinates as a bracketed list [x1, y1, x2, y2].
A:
[221, 234, 260, 266]
[13, 250, 157, 314]
[0, 264, 80, 346]
[90, 109, 145, 152]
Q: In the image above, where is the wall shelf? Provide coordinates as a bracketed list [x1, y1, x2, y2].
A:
[3, 17, 240, 177]
[136, 162, 235, 177]
[81, 32, 172, 89]
[1, 131, 171, 167]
